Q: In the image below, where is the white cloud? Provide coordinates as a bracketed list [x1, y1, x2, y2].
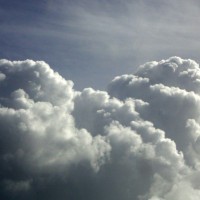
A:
[1, 57, 200, 199]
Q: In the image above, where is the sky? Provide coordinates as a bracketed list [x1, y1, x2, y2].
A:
[1, 0, 200, 89]
[1, 1, 200, 200]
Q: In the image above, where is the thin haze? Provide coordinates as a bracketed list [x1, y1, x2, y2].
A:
[0, 0, 200, 89]
[2, 1, 200, 200]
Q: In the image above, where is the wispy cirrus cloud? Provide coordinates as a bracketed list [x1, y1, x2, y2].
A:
[1, 0, 200, 89]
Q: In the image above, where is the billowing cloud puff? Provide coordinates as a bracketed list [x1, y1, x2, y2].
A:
[1, 57, 200, 199]
[108, 57, 200, 167]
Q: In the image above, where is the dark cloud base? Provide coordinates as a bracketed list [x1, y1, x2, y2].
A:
[1, 57, 200, 200]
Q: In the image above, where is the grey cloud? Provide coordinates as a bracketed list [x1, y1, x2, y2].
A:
[3, 179, 32, 192]
[108, 57, 200, 169]
[1, 58, 200, 199]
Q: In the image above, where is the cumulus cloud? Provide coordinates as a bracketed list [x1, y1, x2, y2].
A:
[1, 57, 200, 199]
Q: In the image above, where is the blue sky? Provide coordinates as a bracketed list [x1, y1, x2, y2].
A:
[1, 0, 200, 89]
[2, 1, 200, 199]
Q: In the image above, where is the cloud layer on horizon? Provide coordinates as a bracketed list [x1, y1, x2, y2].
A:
[1, 57, 200, 199]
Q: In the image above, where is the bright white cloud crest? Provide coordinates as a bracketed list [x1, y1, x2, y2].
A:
[1, 57, 200, 199]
